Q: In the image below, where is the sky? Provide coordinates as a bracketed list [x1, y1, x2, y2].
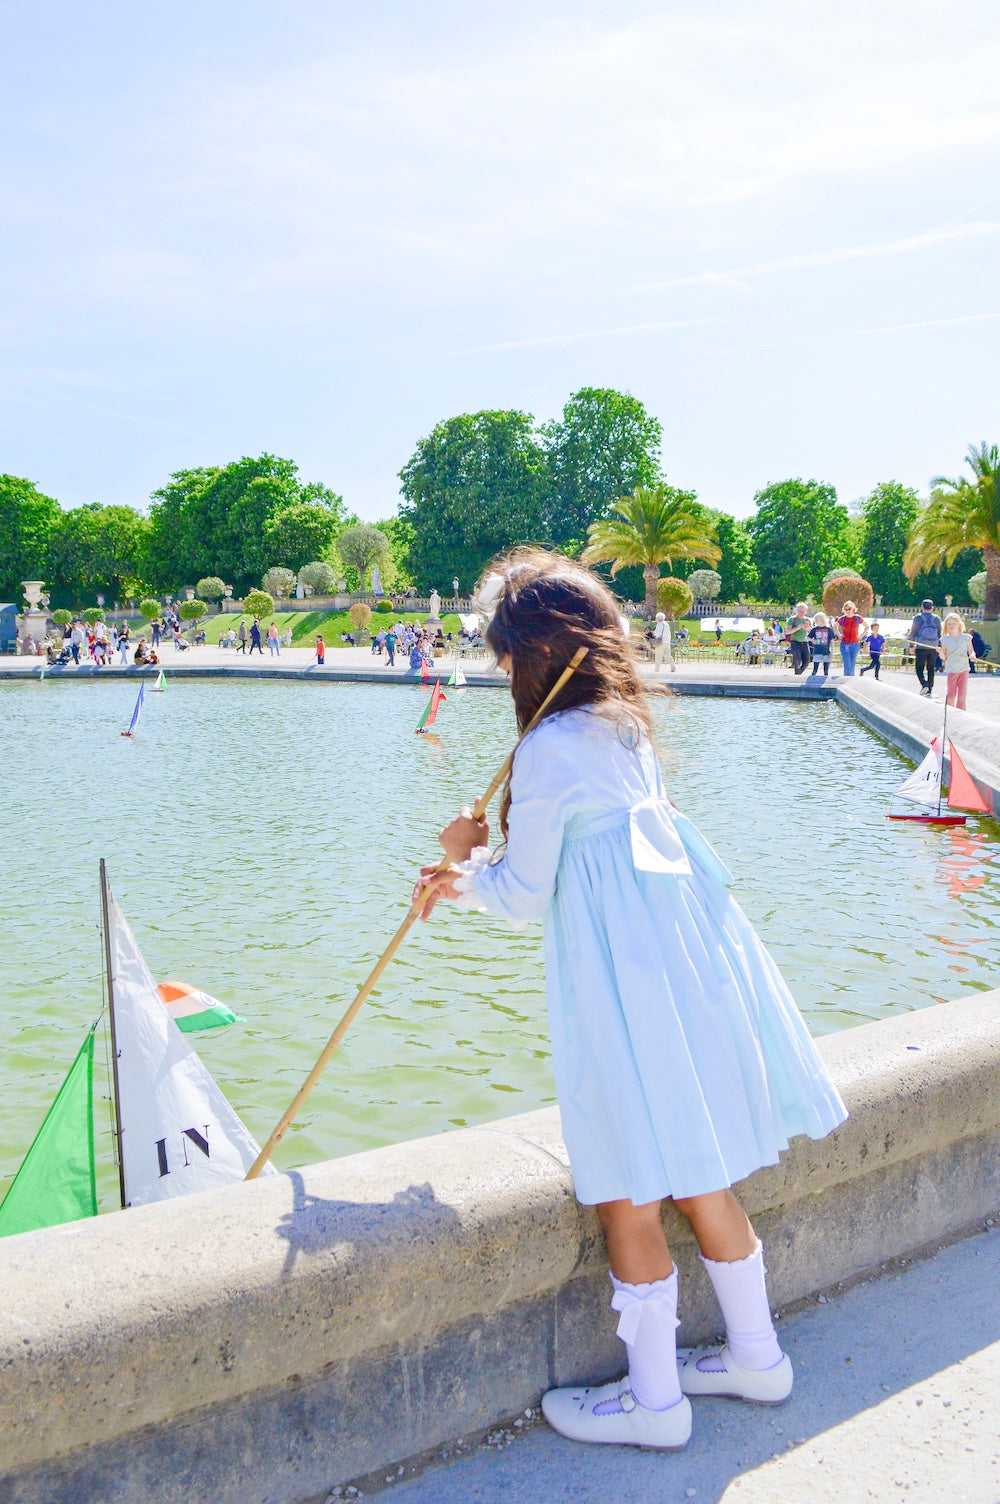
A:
[1, 0, 998, 523]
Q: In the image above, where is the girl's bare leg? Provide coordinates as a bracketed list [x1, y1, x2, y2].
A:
[597, 1198, 673, 1282]
[672, 1189, 757, 1261]
[597, 1189, 756, 1274]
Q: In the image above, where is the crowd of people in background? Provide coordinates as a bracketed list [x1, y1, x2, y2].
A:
[357, 617, 486, 673]
[16, 605, 218, 666]
[775, 598, 987, 704]
[14, 599, 990, 710]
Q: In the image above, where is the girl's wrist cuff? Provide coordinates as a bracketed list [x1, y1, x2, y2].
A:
[453, 846, 493, 910]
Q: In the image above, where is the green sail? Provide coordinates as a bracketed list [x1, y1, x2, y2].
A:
[0, 1027, 98, 1238]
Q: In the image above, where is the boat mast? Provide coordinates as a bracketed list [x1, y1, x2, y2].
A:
[99, 859, 128, 1210]
[938, 692, 948, 819]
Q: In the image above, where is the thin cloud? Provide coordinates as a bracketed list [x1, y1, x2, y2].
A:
[726, 311, 1000, 357]
[632, 222, 1000, 295]
[442, 316, 720, 357]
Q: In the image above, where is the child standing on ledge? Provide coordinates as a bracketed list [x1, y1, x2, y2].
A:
[416, 550, 847, 1453]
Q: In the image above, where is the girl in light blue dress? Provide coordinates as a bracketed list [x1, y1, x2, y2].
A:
[416, 550, 847, 1453]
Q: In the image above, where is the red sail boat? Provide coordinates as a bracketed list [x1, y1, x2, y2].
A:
[887, 701, 991, 825]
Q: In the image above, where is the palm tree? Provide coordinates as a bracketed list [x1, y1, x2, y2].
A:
[904, 443, 1000, 618]
[581, 485, 720, 618]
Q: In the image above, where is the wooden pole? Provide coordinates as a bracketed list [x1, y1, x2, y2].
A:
[245, 646, 588, 1179]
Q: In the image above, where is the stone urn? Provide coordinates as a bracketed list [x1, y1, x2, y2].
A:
[19, 581, 49, 651]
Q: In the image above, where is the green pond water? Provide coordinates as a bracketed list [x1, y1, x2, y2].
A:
[2, 680, 998, 1208]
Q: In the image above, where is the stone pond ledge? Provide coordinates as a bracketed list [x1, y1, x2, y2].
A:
[1, 993, 998, 1504]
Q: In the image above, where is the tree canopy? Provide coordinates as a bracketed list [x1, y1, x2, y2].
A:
[146, 455, 342, 595]
[47, 503, 150, 604]
[707, 512, 759, 601]
[399, 410, 549, 588]
[541, 387, 662, 549]
[747, 479, 855, 600]
[0, 475, 61, 601]
[859, 482, 920, 603]
[263, 502, 344, 573]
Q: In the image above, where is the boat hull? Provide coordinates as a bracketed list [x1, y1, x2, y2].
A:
[886, 812, 966, 825]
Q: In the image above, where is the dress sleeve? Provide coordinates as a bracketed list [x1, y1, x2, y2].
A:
[453, 725, 578, 927]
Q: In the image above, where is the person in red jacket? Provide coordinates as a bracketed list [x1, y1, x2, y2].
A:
[836, 601, 866, 676]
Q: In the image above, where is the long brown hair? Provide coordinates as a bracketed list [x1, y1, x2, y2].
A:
[479, 548, 651, 835]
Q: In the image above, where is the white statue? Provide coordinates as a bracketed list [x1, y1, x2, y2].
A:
[429, 588, 441, 619]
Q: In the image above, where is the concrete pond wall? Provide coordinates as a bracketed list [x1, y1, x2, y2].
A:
[1, 992, 999, 1504]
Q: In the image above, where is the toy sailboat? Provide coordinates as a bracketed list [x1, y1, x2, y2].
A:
[121, 682, 145, 737]
[0, 862, 272, 1239]
[887, 704, 990, 825]
[415, 678, 446, 734]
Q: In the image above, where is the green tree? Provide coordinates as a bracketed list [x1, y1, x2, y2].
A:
[243, 589, 274, 619]
[747, 479, 853, 600]
[711, 513, 760, 601]
[264, 502, 343, 573]
[146, 456, 341, 595]
[179, 600, 207, 624]
[373, 515, 416, 593]
[399, 411, 550, 588]
[299, 481, 344, 510]
[298, 561, 338, 595]
[0, 475, 61, 601]
[47, 503, 150, 603]
[195, 576, 227, 602]
[336, 525, 390, 592]
[261, 566, 296, 598]
[139, 598, 161, 623]
[581, 485, 720, 617]
[904, 443, 1000, 618]
[858, 482, 920, 603]
[541, 387, 662, 549]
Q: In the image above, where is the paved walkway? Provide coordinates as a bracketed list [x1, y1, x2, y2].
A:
[371, 1226, 999, 1504]
[5, 645, 1000, 716]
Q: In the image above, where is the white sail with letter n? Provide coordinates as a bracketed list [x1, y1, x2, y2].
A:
[892, 737, 942, 808]
[106, 895, 276, 1205]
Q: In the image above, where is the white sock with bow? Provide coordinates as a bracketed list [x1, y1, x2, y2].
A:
[609, 1270, 683, 1411]
[700, 1240, 783, 1371]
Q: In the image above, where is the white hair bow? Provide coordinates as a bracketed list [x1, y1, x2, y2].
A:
[471, 572, 506, 620]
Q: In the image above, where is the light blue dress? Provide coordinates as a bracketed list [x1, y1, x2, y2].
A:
[457, 707, 847, 1206]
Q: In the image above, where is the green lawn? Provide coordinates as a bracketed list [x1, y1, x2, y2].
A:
[203, 609, 466, 648]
